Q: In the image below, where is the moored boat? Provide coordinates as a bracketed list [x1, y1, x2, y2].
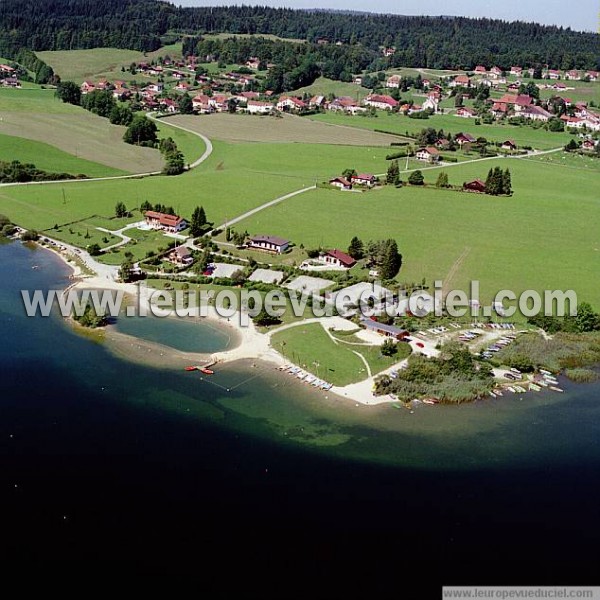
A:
[200, 368, 214, 375]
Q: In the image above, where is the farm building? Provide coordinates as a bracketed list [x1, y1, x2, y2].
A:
[463, 179, 487, 193]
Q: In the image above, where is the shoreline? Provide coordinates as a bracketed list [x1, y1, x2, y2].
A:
[32, 238, 580, 407]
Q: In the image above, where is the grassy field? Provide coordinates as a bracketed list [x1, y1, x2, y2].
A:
[271, 322, 408, 386]
[0, 88, 164, 172]
[36, 44, 183, 82]
[232, 155, 600, 309]
[202, 33, 305, 44]
[309, 111, 573, 150]
[164, 113, 404, 146]
[0, 133, 126, 177]
[292, 76, 371, 102]
[0, 139, 394, 241]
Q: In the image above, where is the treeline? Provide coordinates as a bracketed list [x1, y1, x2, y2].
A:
[0, 160, 84, 183]
[0, 0, 597, 72]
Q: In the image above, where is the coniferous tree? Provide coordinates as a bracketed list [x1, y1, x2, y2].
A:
[348, 236, 364, 260]
[386, 160, 400, 186]
[379, 239, 402, 280]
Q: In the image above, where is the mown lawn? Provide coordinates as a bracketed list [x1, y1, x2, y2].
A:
[0, 133, 127, 177]
[309, 111, 573, 150]
[271, 322, 406, 386]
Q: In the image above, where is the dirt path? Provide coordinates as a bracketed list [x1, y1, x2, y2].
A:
[443, 246, 471, 294]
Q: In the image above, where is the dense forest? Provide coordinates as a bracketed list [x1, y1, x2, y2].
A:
[0, 0, 598, 83]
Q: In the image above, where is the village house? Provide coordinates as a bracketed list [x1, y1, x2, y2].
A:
[353, 76, 363, 85]
[587, 71, 599, 82]
[383, 47, 396, 57]
[416, 147, 440, 163]
[501, 140, 517, 151]
[80, 81, 96, 94]
[510, 66, 523, 76]
[450, 74, 471, 88]
[0, 64, 15, 75]
[351, 173, 377, 187]
[210, 94, 230, 112]
[246, 100, 273, 115]
[175, 81, 191, 92]
[463, 179, 487, 193]
[159, 98, 178, 113]
[192, 94, 213, 114]
[455, 106, 476, 118]
[147, 65, 163, 76]
[248, 235, 290, 254]
[1, 76, 20, 88]
[581, 139, 598, 152]
[168, 246, 194, 267]
[309, 95, 327, 109]
[545, 69, 561, 80]
[422, 96, 439, 113]
[329, 177, 353, 190]
[386, 75, 402, 89]
[521, 105, 552, 122]
[246, 57, 261, 70]
[322, 249, 356, 269]
[276, 96, 306, 112]
[489, 66, 503, 79]
[144, 211, 188, 233]
[455, 132, 477, 146]
[565, 70, 581, 81]
[474, 65, 487, 74]
[328, 96, 363, 113]
[147, 82, 164, 94]
[363, 94, 398, 111]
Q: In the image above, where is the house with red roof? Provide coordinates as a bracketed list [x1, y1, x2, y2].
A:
[329, 177, 353, 190]
[490, 66, 503, 78]
[545, 69, 561, 80]
[276, 96, 306, 112]
[587, 71, 599, 82]
[363, 94, 398, 110]
[80, 81, 96, 94]
[510, 66, 523, 76]
[192, 94, 213, 114]
[456, 107, 476, 118]
[450, 74, 471, 88]
[565, 70, 581, 81]
[455, 132, 476, 146]
[463, 179, 486, 193]
[144, 211, 188, 233]
[323, 249, 356, 269]
[351, 173, 377, 187]
[416, 147, 440, 163]
[474, 66, 487, 74]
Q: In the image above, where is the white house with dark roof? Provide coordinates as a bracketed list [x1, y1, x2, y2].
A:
[248, 235, 290, 254]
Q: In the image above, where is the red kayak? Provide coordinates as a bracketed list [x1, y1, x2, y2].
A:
[200, 368, 214, 375]
[184, 366, 198, 372]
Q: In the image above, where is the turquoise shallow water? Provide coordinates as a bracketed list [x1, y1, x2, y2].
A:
[1, 240, 599, 588]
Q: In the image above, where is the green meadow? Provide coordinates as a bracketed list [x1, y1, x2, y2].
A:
[292, 76, 371, 101]
[36, 44, 183, 82]
[308, 111, 574, 149]
[233, 155, 600, 307]
[0, 133, 126, 177]
[271, 323, 409, 386]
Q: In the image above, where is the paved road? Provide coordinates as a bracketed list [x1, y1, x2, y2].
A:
[216, 185, 317, 230]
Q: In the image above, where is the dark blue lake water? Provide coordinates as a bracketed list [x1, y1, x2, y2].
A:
[1, 241, 598, 592]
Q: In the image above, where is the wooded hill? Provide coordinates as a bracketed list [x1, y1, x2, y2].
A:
[0, 0, 598, 81]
